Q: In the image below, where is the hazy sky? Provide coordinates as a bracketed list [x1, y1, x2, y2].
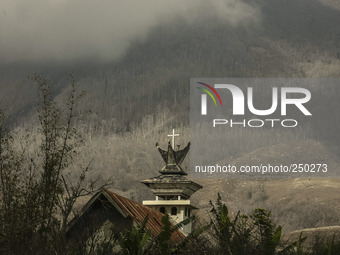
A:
[0, 0, 259, 63]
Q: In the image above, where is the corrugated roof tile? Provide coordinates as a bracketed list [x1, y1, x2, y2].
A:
[104, 190, 185, 244]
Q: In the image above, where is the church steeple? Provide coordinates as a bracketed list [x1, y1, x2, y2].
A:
[156, 141, 190, 175]
[141, 130, 202, 235]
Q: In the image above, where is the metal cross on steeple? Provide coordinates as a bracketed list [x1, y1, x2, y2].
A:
[167, 129, 179, 149]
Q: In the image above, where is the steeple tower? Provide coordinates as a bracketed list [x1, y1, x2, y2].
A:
[141, 131, 202, 235]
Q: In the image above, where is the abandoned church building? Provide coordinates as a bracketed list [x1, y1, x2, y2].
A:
[66, 133, 202, 249]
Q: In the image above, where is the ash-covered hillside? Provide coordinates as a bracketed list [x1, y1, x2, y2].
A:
[1, 0, 339, 130]
[0, 0, 339, 234]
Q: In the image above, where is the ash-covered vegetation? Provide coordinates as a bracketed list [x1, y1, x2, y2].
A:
[0, 75, 339, 254]
[0, 0, 340, 253]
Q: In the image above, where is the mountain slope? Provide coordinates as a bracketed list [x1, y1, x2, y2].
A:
[1, 0, 339, 129]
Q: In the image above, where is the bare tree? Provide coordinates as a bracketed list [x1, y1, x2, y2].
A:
[0, 74, 105, 254]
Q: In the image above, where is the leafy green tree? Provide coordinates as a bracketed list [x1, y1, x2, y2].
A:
[252, 208, 282, 255]
[151, 214, 210, 254]
[116, 213, 209, 255]
[209, 193, 254, 254]
[119, 217, 152, 255]
[208, 193, 310, 255]
[306, 234, 340, 255]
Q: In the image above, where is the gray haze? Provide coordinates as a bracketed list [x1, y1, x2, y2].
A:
[0, 0, 259, 63]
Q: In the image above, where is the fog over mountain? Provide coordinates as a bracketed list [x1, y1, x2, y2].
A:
[0, 0, 259, 63]
[1, 0, 339, 128]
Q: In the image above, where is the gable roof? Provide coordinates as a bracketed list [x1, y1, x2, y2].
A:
[68, 189, 185, 244]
